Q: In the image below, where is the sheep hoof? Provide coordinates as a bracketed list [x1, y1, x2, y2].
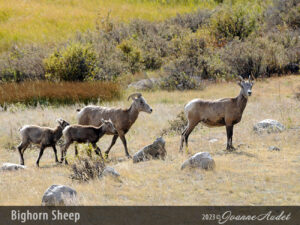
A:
[126, 154, 132, 159]
[104, 153, 109, 159]
[226, 146, 236, 151]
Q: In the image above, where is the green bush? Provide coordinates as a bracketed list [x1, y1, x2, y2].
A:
[211, 5, 258, 41]
[117, 40, 143, 74]
[44, 43, 98, 81]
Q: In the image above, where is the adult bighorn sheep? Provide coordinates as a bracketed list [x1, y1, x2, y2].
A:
[17, 119, 69, 167]
[180, 76, 254, 151]
[76, 93, 153, 158]
[60, 119, 117, 164]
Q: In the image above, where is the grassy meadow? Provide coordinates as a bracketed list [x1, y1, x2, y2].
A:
[0, 75, 299, 205]
[0, 0, 217, 51]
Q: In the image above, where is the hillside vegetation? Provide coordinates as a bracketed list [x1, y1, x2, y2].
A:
[0, 0, 299, 92]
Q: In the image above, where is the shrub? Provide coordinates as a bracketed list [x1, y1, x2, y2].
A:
[211, 5, 258, 41]
[160, 68, 197, 90]
[117, 40, 143, 74]
[265, 0, 300, 30]
[161, 111, 188, 136]
[0, 44, 47, 82]
[70, 157, 105, 182]
[44, 43, 98, 81]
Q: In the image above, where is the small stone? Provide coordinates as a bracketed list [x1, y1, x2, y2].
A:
[0, 163, 26, 171]
[268, 146, 280, 151]
[181, 152, 215, 170]
[102, 166, 120, 178]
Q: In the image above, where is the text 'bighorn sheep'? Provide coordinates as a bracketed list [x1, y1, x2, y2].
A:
[61, 119, 117, 164]
[180, 76, 254, 151]
[17, 119, 69, 167]
[76, 93, 152, 158]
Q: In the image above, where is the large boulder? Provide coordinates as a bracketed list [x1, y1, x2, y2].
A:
[133, 137, 166, 163]
[181, 152, 215, 170]
[42, 185, 78, 206]
[128, 78, 160, 91]
[253, 119, 285, 133]
[0, 163, 26, 171]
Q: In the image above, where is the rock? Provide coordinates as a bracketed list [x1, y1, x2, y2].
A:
[253, 119, 285, 133]
[268, 146, 280, 151]
[101, 166, 120, 178]
[42, 185, 78, 206]
[208, 138, 218, 143]
[181, 152, 215, 170]
[0, 163, 26, 171]
[128, 78, 160, 90]
[133, 137, 167, 163]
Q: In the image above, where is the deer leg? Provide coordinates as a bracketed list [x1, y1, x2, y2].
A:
[36, 145, 46, 167]
[119, 134, 131, 158]
[52, 145, 59, 163]
[226, 125, 235, 151]
[17, 142, 28, 165]
[104, 135, 118, 158]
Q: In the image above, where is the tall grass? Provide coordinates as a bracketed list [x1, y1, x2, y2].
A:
[0, 81, 121, 106]
[0, 0, 218, 51]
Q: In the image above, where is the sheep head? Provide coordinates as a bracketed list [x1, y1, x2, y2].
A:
[128, 93, 153, 114]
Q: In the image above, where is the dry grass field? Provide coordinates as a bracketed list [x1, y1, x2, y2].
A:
[0, 75, 299, 205]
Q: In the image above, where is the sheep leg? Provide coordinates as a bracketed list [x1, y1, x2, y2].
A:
[180, 122, 197, 152]
[17, 142, 28, 165]
[74, 143, 78, 156]
[226, 125, 235, 151]
[60, 142, 71, 165]
[36, 145, 46, 167]
[104, 135, 119, 158]
[119, 135, 131, 158]
[179, 126, 188, 152]
[51, 144, 59, 163]
[92, 143, 105, 163]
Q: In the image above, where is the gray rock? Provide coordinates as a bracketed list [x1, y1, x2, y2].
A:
[253, 119, 285, 133]
[181, 152, 215, 170]
[102, 166, 120, 178]
[42, 185, 78, 206]
[208, 138, 218, 143]
[0, 163, 26, 171]
[268, 146, 280, 151]
[128, 78, 160, 90]
[133, 137, 167, 163]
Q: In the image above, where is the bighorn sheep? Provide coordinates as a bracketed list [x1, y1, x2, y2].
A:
[180, 76, 254, 151]
[60, 119, 117, 164]
[76, 93, 153, 158]
[17, 119, 69, 167]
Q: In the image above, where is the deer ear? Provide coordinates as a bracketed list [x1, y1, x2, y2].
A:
[237, 81, 242, 87]
[101, 118, 105, 123]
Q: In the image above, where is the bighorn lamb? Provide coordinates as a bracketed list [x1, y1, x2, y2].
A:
[180, 76, 254, 151]
[17, 119, 69, 167]
[76, 93, 153, 158]
[133, 137, 167, 163]
[61, 119, 117, 164]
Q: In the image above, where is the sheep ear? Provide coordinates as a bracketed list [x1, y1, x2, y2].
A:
[101, 118, 105, 123]
[237, 81, 242, 87]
